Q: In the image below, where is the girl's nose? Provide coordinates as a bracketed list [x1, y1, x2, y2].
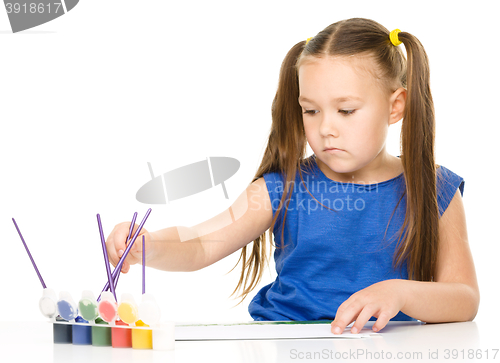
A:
[319, 113, 340, 137]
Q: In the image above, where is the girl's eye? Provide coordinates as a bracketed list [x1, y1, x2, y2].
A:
[339, 109, 355, 116]
[303, 109, 319, 115]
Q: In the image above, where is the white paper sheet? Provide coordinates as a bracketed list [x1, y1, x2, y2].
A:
[175, 321, 375, 340]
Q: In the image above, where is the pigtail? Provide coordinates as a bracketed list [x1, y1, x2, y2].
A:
[393, 32, 439, 281]
[230, 41, 310, 303]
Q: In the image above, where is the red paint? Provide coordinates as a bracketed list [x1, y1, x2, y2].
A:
[98, 300, 117, 322]
[112, 320, 132, 348]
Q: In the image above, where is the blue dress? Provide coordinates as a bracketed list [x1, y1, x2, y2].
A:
[248, 155, 465, 321]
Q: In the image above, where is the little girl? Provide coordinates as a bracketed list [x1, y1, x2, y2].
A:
[106, 18, 479, 334]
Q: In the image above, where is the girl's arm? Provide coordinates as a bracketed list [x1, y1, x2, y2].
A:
[106, 178, 273, 273]
[397, 189, 479, 322]
[331, 189, 480, 334]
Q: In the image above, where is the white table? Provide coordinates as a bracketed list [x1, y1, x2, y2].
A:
[0, 320, 497, 363]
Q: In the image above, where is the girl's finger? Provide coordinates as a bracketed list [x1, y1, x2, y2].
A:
[372, 311, 392, 333]
[331, 301, 361, 334]
[350, 305, 378, 334]
[106, 237, 120, 267]
[106, 223, 129, 266]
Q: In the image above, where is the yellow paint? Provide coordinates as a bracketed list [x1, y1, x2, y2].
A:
[132, 320, 152, 349]
[118, 301, 139, 324]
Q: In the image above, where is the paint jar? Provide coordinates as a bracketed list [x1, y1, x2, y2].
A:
[98, 291, 117, 324]
[53, 316, 72, 344]
[78, 290, 98, 322]
[132, 320, 152, 349]
[152, 322, 175, 351]
[117, 293, 139, 325]
[39, 288, 57, 319]
[57, 291, 78, 321]
[91, 317, 111, 346]
[111, 319, 132, 348]
[139, 293, 161, 326]
[72, 316, 92, 345]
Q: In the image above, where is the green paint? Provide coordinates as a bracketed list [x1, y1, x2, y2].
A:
[91, 318, 111, 346]
[177, 320, 332, 327]
[79, 298, 98, 321]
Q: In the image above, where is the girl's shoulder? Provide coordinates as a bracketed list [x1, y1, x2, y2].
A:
[436, 164, 465, 217]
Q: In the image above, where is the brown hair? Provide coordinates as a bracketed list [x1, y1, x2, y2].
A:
[231, 18, 439, 302]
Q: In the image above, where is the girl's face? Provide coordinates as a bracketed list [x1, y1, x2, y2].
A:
[298, 55, 404, 183]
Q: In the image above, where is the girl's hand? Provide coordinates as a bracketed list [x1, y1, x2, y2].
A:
[105, 222, 151, 274]
[331, 279, 408, 334]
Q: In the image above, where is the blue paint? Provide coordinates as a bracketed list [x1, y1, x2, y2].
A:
[57, 299, 78, 321]
[72, 316, 92, 345]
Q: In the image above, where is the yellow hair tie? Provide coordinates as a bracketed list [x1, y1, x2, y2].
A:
[389, 29, 402, 46]
[306, 37, 313, 45]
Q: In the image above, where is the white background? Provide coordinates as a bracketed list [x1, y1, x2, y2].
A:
[1, 0, 498, 327]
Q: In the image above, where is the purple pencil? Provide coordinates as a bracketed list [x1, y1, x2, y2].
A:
[113, 212, 138, 289]
[97, 208, 151, 301]
[142, 235, 145, 295]
[12, 218, 47, 289]
[110, 208, 151, 284]
[97, 214, 116, 302]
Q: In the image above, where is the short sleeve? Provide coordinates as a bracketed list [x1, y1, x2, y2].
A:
[263, 171, 285, 233]
[436, 165, 465, 217]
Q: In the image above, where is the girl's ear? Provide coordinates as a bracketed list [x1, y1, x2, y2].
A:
[389, 87, 407, 125]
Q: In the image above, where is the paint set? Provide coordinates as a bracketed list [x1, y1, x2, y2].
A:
[13, 209, 175, 351]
